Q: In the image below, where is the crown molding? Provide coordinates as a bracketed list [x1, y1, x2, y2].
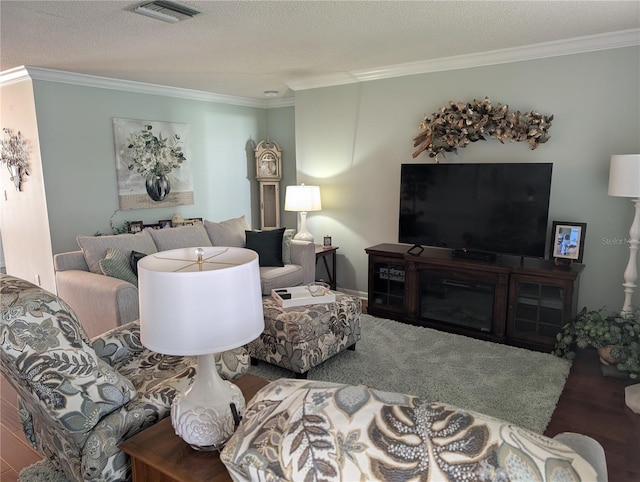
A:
[2, 29, 636, 102]
[287, 29, 640, 91]
[0, 66, 295, 109]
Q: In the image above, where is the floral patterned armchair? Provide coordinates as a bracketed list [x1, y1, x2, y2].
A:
[221, 379, 603, 482]
[0, 275, 249, 481]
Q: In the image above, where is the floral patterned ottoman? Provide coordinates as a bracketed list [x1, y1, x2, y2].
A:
[246, 292, 361, 376]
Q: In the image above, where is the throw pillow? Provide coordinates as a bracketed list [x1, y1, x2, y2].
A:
[245, 228, 286, 267]
[129, 250, 147, 277]
[77, 231, 157, 274]
[282, 228, 295, 264]
[99, 248, 138, 286]
[147, 222, 212, 251]
[204, 216, 251, 247]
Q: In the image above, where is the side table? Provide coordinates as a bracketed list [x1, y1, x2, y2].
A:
[120, 374, 270, 482]
[315, 245, 338, 290]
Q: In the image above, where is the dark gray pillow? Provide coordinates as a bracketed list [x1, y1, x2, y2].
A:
[129, 250, 147, 277]
[245, 228, 285, 267]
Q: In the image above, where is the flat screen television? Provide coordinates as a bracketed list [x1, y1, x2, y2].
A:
[398, 162, 553, 258]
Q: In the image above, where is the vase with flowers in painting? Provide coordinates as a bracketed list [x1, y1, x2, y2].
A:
[126, 124, 185, 202]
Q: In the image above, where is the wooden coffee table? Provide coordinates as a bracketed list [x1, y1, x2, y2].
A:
[120, 374, 270, 482]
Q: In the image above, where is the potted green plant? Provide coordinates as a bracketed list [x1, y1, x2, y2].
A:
[554, 307, 640, 379]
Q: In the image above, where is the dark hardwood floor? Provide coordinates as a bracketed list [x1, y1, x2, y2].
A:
[2, 346, 638, 481]
[543, 348, 640, 482]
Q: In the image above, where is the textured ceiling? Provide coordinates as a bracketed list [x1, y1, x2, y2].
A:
[1, 1, 639, 100]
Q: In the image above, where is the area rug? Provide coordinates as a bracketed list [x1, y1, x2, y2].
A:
[18, 459, 68, 482]
[248, 313, 572, 434]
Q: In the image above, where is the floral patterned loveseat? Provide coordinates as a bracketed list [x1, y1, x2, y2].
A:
[221, 378, 604, 482]
[0, 275, 249, 481]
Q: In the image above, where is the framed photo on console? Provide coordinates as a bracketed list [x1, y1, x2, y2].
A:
[129, 221, 144, 233]
[550, 221, 586, 263]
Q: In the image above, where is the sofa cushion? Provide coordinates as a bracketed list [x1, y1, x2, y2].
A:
[204, 215, 251, 247]
[99, 247, 138, 286]
[77, 231, 158, 274]
[0, 276, 137, 447]
[259, 265, 304, 295]
[147, 222, 212, 251]
[245, 228, 285, 267]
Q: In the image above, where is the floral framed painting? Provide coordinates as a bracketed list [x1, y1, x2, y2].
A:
[113, 118, 194, 210]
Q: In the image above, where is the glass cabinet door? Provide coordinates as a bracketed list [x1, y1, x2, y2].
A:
[371, 262, 405, 310]
[513, 280, 565, 339]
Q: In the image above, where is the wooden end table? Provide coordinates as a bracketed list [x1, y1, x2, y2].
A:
[120, 374, 270, 482]
[315, 245, 338, 290]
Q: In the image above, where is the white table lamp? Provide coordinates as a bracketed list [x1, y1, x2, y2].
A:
[138, 247, 264, 450]
[284, 184, 322, 242]
[608, 154, 640, 315]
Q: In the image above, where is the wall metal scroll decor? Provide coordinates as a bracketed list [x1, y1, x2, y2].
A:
[412, 97, 553, 162]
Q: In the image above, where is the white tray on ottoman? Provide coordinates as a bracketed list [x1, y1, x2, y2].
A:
[271, 286, 336, 308]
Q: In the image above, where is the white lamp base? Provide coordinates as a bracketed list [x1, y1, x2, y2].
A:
[294, 211, 314, 243]
[171, 354, 245, 450]
[621, 198, 640, 315]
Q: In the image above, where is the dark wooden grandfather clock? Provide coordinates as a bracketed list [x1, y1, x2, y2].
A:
[255, 139, 283, 229]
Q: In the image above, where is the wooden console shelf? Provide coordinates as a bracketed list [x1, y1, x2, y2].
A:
[366, 243, 584, 351]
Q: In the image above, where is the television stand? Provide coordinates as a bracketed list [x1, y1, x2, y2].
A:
[452, 248, 496, 262]
[365, 243, 584, 351]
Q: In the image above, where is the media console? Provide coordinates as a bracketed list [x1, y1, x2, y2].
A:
[366, 243, 584, 351]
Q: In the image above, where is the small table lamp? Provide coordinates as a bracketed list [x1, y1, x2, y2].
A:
[284, 183, 322, 242]
[138, 247, 264, 450]
[608, 154, 640, 315]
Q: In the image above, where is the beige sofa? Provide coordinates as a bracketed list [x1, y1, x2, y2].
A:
[54, 216, 315, 337]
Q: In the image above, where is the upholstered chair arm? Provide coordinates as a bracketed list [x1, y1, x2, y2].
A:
[78, 369, 196, 481]
[1, 275, 138, 449]
[54, 250, 90, 271]
[92, 321, 144, 370]
[290, 240, 315, 284]
[55, 269, 139, 337]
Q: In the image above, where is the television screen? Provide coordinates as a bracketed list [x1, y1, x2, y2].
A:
[398, 163, 553, 258]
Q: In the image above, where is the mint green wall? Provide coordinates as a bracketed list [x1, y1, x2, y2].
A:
[295, 47, 640, 311]
[266, 107, 297, 229]
[31, 81, 293, 255]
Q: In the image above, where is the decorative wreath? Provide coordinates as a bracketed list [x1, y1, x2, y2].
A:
[412, 97, 553, 161]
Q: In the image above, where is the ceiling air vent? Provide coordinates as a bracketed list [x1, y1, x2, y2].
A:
[134, 0, 204, 23]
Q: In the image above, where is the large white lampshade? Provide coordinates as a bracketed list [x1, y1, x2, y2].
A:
[284, 184, 322, 242]
[609, 154, 640, 198]
[138, 247, 264, 450]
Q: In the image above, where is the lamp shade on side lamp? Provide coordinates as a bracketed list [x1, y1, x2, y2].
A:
[138, 247, 264, 450]
[608, 154, 640, 315]
[284, 184, 322, 242]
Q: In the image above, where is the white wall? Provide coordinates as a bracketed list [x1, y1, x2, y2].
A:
[0, 79, 55, 291]
[294, 46, 640, 311]
[266, 107, 298, 230]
